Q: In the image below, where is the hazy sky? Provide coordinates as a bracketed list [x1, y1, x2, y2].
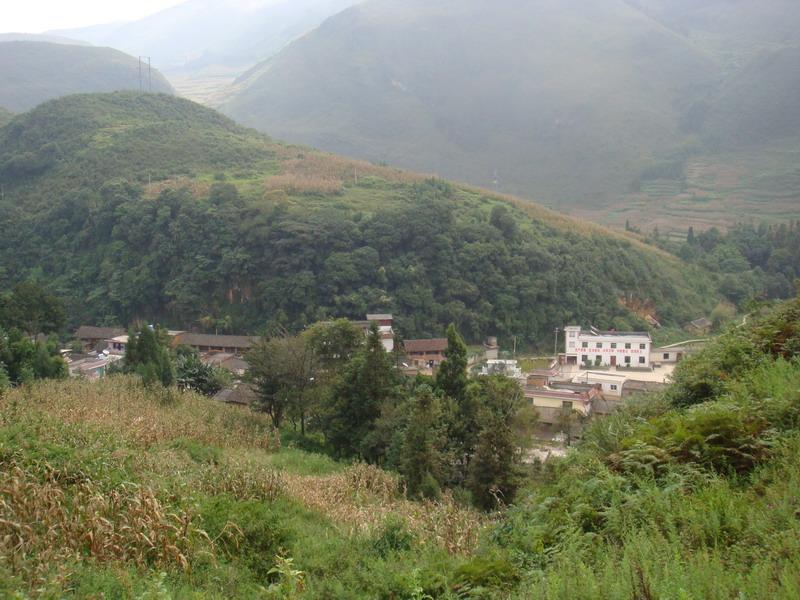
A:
[4, 0, 186, 33]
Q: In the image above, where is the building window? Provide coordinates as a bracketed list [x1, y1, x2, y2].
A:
[562, 401, 573, 412]
[582, 342, 588, 348]
[611, 343, 617, 349]
[569, 332, 576, 338]
[640, 343, 647, 350]
[596, 342, 603, 349]
[639, 357, 646, 364]
[663, 353, 670, 360]
[625, 343, 632, 349]
[610, 384, 618, 391]
[624, 356, 631, 365]
[581, 355, 589, 364]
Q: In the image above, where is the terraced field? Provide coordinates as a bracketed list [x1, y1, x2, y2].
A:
[575, 140, 800, 234]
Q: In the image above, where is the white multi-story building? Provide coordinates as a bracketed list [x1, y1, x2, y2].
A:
[563, 326, 652, 369]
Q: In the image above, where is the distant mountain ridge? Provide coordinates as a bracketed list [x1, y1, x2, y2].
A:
[0, 33, 89, 45]
[51, 0, 362, 73]
[0, 41, 173, 112]
[224, 0, 717, 207]
[218, 0, 800, 230]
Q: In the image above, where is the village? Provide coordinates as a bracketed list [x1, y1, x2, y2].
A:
[67, 314, 707, 446]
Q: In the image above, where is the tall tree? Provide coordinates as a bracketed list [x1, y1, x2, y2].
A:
[466, 376, 527, 510]
[436, 323, 469, 403]
[305, 319, 364, 369]
[0, 328, 67, 385]
[247, 333, 318, 431]
[124, 325, 175, 387]
[321, 323, 398, 458]
[399, 385, 447, 499]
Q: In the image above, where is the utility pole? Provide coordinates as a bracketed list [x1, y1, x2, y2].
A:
[553, 327, 560, 361]
[512, 335, 517, 358]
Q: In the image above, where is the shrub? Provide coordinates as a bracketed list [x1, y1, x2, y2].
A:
[453, 555, 520, 592]
[198, 496, 288, 579]
[372, 515, 415, 557]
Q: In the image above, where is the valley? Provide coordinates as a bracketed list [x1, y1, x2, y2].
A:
[2, 2, 800, 597]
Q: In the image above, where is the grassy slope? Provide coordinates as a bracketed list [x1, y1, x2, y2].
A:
[0, 92, 718, 337]
[0, 41, 174, 113]
[0, 378, 483, 597]
[224, 0, 715, 209]
[3, 297, 799, 598]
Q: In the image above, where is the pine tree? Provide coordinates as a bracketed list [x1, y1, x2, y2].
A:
[436, 323, 468, 403]
[466, 376, 525, 510]
[399, 385, 446, 499]
[124, 325, 175, 387]
[467, 411, 519, 511]
[322, 323, 398, 459]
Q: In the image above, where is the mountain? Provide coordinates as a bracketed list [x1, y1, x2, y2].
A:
[0, 41, 173, 112]
[223, 0, 717, 208]
[0, 92, 717, 342]
[223, 0, 800, 232]
[51, 0, 362, 104]
[0, 32, 89, 45]
[624, 0, 800, 63]
[703, 46, 800, 146]
[53, 0, 361, 72]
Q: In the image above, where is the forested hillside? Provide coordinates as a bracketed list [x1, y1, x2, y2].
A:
[0, 41, 173, 112]
[0, 92, 716, 343]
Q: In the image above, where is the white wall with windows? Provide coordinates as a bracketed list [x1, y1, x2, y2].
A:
[563, 326, 652, 368]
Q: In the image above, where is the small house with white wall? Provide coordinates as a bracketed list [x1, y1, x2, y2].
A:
[524, 385, 600, 424]
[571, 370, 627, 398]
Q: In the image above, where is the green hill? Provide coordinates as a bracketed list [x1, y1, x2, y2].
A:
[0, 107, 12, 128]
[0, 91, 716, 343]
[0, 41, 173, 112]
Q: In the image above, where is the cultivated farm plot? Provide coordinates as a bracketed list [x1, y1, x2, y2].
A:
[576, 142, 800, 234]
